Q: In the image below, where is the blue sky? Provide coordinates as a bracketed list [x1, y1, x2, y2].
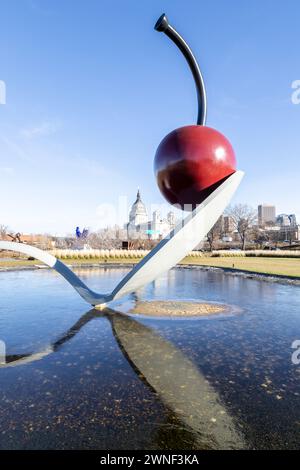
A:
[0, 0, 299, 234]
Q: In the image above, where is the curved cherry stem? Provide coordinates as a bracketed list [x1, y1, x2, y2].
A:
[155, 13, 207, 126]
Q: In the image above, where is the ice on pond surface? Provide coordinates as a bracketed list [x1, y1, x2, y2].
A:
[0, 267, 300, 449]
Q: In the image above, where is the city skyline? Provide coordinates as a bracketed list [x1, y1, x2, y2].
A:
[0, 0, 299, 234]
[2, 185, 298, 237]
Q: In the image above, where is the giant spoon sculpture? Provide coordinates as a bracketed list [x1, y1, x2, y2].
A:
[0, 14, 243, 307]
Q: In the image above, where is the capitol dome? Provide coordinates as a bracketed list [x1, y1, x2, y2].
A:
[129, 190, 148, 225]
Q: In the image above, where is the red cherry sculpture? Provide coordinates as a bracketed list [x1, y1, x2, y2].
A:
[154, 125, 236, 208]
[154, 14, 237, 210]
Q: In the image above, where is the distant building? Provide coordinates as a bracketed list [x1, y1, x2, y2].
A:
[223, 215, 235, 234]
[289, 214, 297, 227]
[276, 213, 297, 227]
[258, 204, 276, 226]
[265, 225, 299, 243]
[276, 214, 290, 227]
[126, 190, 175, 240]
[129, 189, 148, 227]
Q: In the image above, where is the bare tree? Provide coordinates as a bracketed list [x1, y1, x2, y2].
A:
[0, 225, 8, 240]
[251, 227, 269, 249]
[87, 226, 124, 249]
[226, 204, 257, 250]
[207, 216, 223, 252]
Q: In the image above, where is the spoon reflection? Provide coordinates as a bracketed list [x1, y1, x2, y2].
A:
[1, 307, 245, 449]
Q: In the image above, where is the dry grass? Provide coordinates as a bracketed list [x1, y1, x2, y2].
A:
[0, 252, 299, 278]
[182, 256, 300, 278]
[211, 249, 300, 258]
[0, 257, 141, 268]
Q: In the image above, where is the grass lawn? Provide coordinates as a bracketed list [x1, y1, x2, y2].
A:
[0, 256, 300, 278]
[182, 256, 300, 278]
[0, 257, 142, 269]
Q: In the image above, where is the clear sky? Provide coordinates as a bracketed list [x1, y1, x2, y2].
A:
[0, 0, 299, 235]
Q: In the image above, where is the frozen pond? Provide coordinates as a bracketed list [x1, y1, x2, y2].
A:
[0, 267, 300, 449]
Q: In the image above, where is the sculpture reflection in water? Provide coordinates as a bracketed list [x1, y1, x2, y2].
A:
[0, 308, 245, 449]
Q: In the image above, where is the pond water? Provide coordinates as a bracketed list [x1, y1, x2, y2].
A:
[0, 267, 300, 450]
